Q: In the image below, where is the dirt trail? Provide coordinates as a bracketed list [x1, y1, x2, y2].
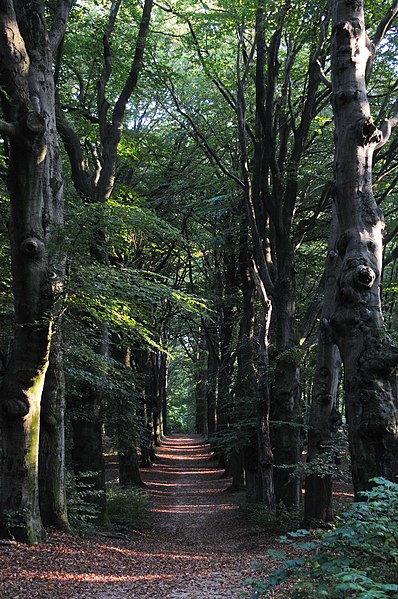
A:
[0, 435, 269, 598]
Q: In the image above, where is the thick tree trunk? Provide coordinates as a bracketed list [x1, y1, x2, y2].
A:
[118, 445, 145, 488]
[253, 270, 275, 509]
[0, 1, 70, 543]
[330, 0, 398, 496]
[230, 219, 256, 491]
[72, 410, 108, 524]
[305, 211, 341, 523]
[270, 248, 302, 509]
[39, 331, 69, 529]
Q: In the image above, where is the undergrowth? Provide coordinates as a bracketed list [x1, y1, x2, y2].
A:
[106, 487, 150, 530]
[67, 472, 150, 532]
[244, 478, 398, 598]
[66, 470, 103, 531]
[239, 495, 302, 534]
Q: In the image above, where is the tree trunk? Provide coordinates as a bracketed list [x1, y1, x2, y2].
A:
[118, 445, 145, 488]
[270, 247, 302, 509]
[72, 408, 108, 524]
[39, 331, 69, 529]
[252, 268, 275, 509]
[206, 324, 219, 437]
[0, 1, 71, 544]
[216, 300, 235, 468]
[230, 217, 256, 491]
[151, 350, 166, 446]
[195, 338, 208, 436]
[305, 210, 341, 523]
[330, 0, 398, 496]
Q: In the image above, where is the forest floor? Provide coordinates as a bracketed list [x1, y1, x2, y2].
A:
[1, 434, 282, 598]
[0, 435, 354, 598]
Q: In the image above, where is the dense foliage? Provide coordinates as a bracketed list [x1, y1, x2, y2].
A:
[246, 479, 398, 598]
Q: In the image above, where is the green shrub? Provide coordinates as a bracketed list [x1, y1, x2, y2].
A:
[239, 496, 302, 534]
[246, 478, 398, 598]
[66, 470, 102, 531]
[106, 487, 150, 530]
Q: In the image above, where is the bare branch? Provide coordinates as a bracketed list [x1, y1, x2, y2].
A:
[313, 7, 332, 89]
[113, 0, 154, 125]
[384, 244, 398, 267]
[366, 0, 398, 82]
[375, 98, 398, 150]
[97, 0, 123, 138]
[49, 0, 76, 53]
[372, 0, 398, 49]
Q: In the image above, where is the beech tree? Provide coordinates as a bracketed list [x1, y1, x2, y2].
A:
[57, 0, 153, 515]
[0, 0, 74, 543]
[329, 0, 398, 496]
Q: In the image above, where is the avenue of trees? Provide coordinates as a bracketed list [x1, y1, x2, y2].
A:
[0, 0, 397, 544]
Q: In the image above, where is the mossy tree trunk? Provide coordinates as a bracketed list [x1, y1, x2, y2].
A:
[0, 0, 72, 544]
[39, 331, 69, 529]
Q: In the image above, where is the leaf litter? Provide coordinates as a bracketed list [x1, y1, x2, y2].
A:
[0, 434, 284, 598]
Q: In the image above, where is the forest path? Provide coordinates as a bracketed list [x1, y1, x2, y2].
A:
[101, 434, 267, 598]
[0, 435, 271, 598]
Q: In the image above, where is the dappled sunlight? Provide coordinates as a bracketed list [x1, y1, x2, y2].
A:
[139, 434, 237, 526]
[156, 453, 213, 461]
[334, 490, 354, 498]
[148, 481, 214, 488]
[146, 468, 223, 476]
[151, 503, 235, 514]
[101, 545, 206, 560]
[158, 445, 212, 452]
[21, 571, 176, 583]
[149, 485, 226, 495]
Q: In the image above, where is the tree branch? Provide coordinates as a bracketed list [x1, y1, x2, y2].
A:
[371, 0, 398, 49]
[366, 0, 398, 82]
[313, 8, 332, 90]
[375, 98, 398, 151]
[49, 0, 76, 53]
[97, 0, 123, 140]
[113, 0, 154, 126]
[55, 105, 94, 200]
[384, 244, 398, 267]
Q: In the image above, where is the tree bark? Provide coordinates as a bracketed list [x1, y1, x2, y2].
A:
[230, 216, 256, 491]
[39, 330, 69, 529]
[205, 323, 219, 437]
[118, 445, 145, 488]
[305, 209, 341, 523]
[330, 0, 398, 497]
[195, 358, 208, 436]
[0, 0, 71, 543]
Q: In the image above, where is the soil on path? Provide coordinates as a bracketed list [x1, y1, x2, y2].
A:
[0, 435, 272, 598]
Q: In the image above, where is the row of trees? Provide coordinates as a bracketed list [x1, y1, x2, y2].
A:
[0, 0, 397, 543]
